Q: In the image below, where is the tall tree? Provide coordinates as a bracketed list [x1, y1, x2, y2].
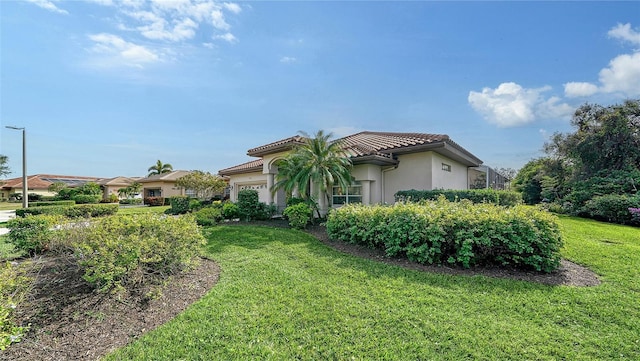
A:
[272, 130, 353, 213]
[147, 160, 173, 177]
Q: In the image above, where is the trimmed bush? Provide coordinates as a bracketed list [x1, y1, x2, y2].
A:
[16, 204, 118, 218]
[169, 196, 190, 215]
[582, 194, 640, 225]
[194, 206, 223, 226]
[6, 215, 64, 255]
[236, 190, 274, 221]
[29, 200, 76, 207]
[283, 203, 312, 229]
[326, 198, 563, 272]
[72, 194, 101, 204]
[144, 197, 165, 206]
[395, 189, 522, 207]
[119, 198, 143, 205]
[72, 214, 205, 293]
[222, 202, 240, 219]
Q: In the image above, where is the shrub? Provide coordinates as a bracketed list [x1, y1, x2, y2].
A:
[72, 214, 205, 293]
[0, 261, 32, 350]
[222, 202, 240, 219]
[72, 194, 101, 204]
[6, 215, 63, 255]
[119, 198, 143, 205]
[326, 198, 563, 272]
[194, 206, 223, 226]
[582, 194, 640, 225]
[16, 204, 118, 218]
[29, 200, 75, 207]
[189, 199, 203, 211]
[283, 203, 312, 229]
[169, 196, 190, 215]
[144, 197, 165, 206]
[394, 189, 522, 207]
[27, 193, 42, 202]
[236, 190, 273, 221]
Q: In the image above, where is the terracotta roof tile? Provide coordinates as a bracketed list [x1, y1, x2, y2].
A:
[247, 135, 306, 157]
[218, 159, 263, 176]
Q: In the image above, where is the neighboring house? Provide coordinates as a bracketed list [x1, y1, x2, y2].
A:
[0, 174, 101, 200]
[219, 131, 487, 214]
[98, 176, 141, 200]
[137, 170, 192, 200]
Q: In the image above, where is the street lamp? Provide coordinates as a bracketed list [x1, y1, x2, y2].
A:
[5, 126, 27, 209]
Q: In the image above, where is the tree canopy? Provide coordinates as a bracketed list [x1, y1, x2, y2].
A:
[512, 100, 640, 224]
[176, 171, 227, 200]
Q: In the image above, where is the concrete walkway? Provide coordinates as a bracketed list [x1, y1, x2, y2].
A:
[0, 210, 16, 235]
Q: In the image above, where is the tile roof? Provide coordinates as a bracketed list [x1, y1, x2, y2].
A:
[218, 159, 263, 176]
[138, 170, 192, 183]
[1, 174, 100, 189]
[247, 135, 306, 157]
[219, 130, 483, 175]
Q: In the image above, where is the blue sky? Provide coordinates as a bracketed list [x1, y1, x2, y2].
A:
[1, 1, 639, 178]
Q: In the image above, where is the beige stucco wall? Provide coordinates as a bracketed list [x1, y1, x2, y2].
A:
[383, 152, 433, 203]
[431, 153, 469, 190]
[141, 181, 186, 198]
[227, 171, 269, 203]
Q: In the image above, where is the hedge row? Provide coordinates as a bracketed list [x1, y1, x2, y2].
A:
[29, 200, 76, 207]
[15, 204, 118, 218]
[581, 194, 640, 225]
[394, 189, 522, 207]
[326, 199, 562, 272]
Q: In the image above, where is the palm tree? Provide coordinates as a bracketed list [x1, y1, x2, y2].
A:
[273, 130, 353, 216]
[147, 160, 173, 177]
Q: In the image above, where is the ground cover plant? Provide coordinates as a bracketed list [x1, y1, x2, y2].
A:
[103, 219, 639, 360]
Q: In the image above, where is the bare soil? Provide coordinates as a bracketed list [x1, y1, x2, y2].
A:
[3, 222, 599, 360]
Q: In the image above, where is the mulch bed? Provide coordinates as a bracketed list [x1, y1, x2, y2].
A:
[3, 222, 599, 360]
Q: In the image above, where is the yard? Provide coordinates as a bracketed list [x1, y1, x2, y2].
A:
[3, 215, 639, 360]
[107, 216, 638, 360]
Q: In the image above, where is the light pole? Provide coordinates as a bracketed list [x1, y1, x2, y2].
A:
[5, 126, 27, 208]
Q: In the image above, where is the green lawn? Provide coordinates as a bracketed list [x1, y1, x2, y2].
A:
[105, 217, 640, 360]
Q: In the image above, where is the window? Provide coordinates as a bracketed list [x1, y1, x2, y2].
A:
[185, 189, 197, 198]
[332, 181, 362, 205]
[442, 163, 451, 172]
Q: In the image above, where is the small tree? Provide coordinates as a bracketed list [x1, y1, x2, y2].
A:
[48, 181, 67, 194]
[0, 155, 10, 179]
[176, 171, 227, 200]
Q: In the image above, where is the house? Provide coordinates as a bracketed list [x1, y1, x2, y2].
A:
[0, 174, 101, 200]
[137, 170, 193, 200]
[98, 176, 141, 200]
[219, 131, 486, 214]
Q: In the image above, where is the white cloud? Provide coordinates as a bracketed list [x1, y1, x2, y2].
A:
[280, 56, 297, 63]
[223, 2, 242, 14]
[468, 82, 573, 127]
[598, 52, 640, 97]
[25, 0, 68, 14]
[565, 24, 640, 98]
[92, 1, 241, 45]
[215, 33, 237, 43]
[564, 82, 599, 97]
[608, 23, 640, 46]
[88, 33, 160, 68]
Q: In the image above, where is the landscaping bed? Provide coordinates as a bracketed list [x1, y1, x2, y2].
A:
[3, 221, 599, 360]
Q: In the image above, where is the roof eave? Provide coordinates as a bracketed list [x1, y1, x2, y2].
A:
[351, 155, 399, 166]
[379, 141, 482, 166]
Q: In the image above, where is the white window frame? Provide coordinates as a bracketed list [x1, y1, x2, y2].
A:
[332, 181, 362, 205]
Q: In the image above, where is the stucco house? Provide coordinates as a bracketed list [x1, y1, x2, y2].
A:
[138, 170, 193, 200]
[219, 131, 486, 214]
[98, 176, 141, 200]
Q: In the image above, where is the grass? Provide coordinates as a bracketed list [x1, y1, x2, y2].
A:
[0, 203, 21, 211]
[105, 217, 640, 360]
